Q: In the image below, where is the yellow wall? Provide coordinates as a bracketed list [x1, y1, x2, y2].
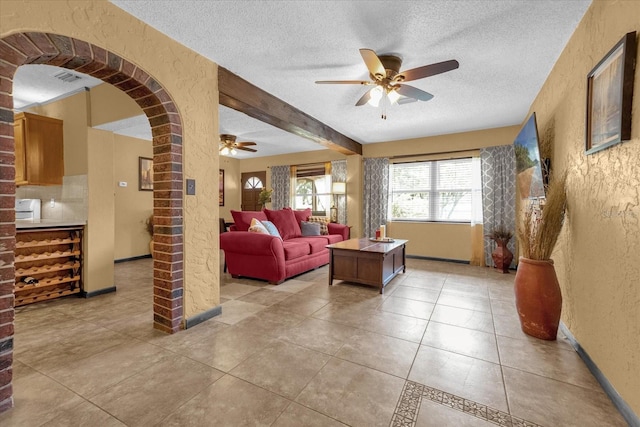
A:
[2, 0, 221, 318]
[363, 126, 520, 158]
[85, 128, 115, 292]
[528, 1, 640, 414]
[219, 156, 241, 221]
[90, 83, 144, 127]
[113, 134, 154, 259]
[89, 83, 154, 260]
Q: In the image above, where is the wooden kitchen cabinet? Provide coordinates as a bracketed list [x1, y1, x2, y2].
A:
[14, 226, 83, 306]
[13, 112, 64, 186]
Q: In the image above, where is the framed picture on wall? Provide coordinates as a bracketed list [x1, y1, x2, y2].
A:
[139, 157, 153, 191]
[219, 169, 224, 206]
[585, 31, 636, 155]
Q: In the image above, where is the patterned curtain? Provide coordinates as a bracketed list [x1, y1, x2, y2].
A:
[363, 157, 389, 238]
[469, 157, 485, 266]
[331, 159, 347, 224]
[480, 146, 516, 267]
[270, 165, 290, 210]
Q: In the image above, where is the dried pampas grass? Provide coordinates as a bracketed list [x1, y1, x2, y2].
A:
[517, 173, 567, 260]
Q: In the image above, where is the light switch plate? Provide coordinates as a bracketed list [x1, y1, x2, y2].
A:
[186, 179, 196, 195]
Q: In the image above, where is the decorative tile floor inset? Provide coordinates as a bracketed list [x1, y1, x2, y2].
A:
[391, 381, 542, 427]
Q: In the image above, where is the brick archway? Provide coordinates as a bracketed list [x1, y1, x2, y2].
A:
[0, 30, 185, 411]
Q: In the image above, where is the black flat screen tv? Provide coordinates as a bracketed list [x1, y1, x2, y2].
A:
[514, 113, 545, 199]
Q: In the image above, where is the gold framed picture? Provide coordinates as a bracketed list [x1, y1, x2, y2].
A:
[586, 31, 636, 155]
[139, 157, 153, 191]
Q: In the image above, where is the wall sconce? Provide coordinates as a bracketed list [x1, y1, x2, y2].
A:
[330, 182, 346, 223]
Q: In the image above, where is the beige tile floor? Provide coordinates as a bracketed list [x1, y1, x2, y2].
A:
[1, 257, 627, 426]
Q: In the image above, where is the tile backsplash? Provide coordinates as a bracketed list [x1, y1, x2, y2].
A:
[16, 174, 88, 221]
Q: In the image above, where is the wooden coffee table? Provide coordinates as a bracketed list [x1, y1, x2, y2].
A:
[327, 238, 408, 294]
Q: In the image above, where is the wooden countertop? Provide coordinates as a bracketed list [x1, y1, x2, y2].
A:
[16, 219, 86, 229]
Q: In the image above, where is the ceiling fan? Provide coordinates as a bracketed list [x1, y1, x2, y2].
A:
[316, 49, 459, 115]
[219, 134, 257, 155]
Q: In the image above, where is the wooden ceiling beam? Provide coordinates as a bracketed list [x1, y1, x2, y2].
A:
[218, 67, 362, 155]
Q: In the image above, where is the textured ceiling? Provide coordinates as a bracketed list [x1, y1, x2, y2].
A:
[13, 1, 592, 159]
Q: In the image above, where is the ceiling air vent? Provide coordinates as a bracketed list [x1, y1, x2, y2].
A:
[54, 71, 81, 83]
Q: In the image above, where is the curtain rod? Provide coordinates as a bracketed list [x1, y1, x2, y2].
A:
[389, 148, 479, 160]
[267, 160, 341, 168]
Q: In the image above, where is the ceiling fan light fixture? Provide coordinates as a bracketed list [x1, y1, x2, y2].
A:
[221, 146, 230, 155]
[367, 86, 383, 107]
[387, 88, 401, 105]
[230, 148, 237, 155]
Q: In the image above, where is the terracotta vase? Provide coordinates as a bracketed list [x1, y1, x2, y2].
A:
[491, 240, 513, 273]
[514, 257, 562, 340]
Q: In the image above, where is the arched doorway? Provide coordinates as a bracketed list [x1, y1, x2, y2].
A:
[0, 33, 185, 336]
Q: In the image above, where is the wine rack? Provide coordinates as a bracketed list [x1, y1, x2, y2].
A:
[14, 226, 83, 306]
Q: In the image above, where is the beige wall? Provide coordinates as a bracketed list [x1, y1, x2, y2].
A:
[85, 128, 115, 292]
[362, 126, 520, 158]
[2, 0, 221, 317]
[219, 156, 241, 221]
[90, 83, 144, 127]
[113, 134, 154, 260]
[90, 83, 154, 260]
[528, 1, 640, 414]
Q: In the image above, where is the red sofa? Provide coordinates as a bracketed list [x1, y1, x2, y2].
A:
[220, 208, 350, 284]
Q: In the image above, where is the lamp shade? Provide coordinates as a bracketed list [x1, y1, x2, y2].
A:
[332, 182, 346, 194]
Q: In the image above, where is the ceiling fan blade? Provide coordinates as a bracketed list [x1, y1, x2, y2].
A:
[396, 84, 434, 102]
[236, 146, 257, 152]
[359, 49, 385, 80]
[236, 141, 256, 146]
[399, 59, 459, 82]
[315, 80, 371, 85]
[397, 96, 418, 105]
[355, 88, 373, 106]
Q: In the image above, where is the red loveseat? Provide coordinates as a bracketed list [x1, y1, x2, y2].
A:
[220, 208, 350, 284]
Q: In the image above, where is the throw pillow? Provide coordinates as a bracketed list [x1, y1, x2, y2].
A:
[307, 216, 329, 235]
[300, 221, 321, 236]
[261, 220, 282, 239]
[231, 210, 267, 232]
[293, 208, 312, 226]
[264, 207, 301, 240]
[248, 218, 269, 235]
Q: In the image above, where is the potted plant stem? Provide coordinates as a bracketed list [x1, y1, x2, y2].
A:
[515, 173, 567, 340]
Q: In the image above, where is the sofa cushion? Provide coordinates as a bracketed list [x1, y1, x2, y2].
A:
[248, 218, 269, 235]
[301, 221, 321, 236]
[231, 210, 267, 232]
[289, 236, 327, 254]
[261, 220, 282, 239]
[307, 216, 329, 235]
[264, 208, 301, 240]
[325, 234, 344, 244]
[293, 208, 312, 226]
[282, 241, 310, 260]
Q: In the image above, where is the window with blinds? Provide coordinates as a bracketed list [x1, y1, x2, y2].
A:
[389, 158, 474, 222]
